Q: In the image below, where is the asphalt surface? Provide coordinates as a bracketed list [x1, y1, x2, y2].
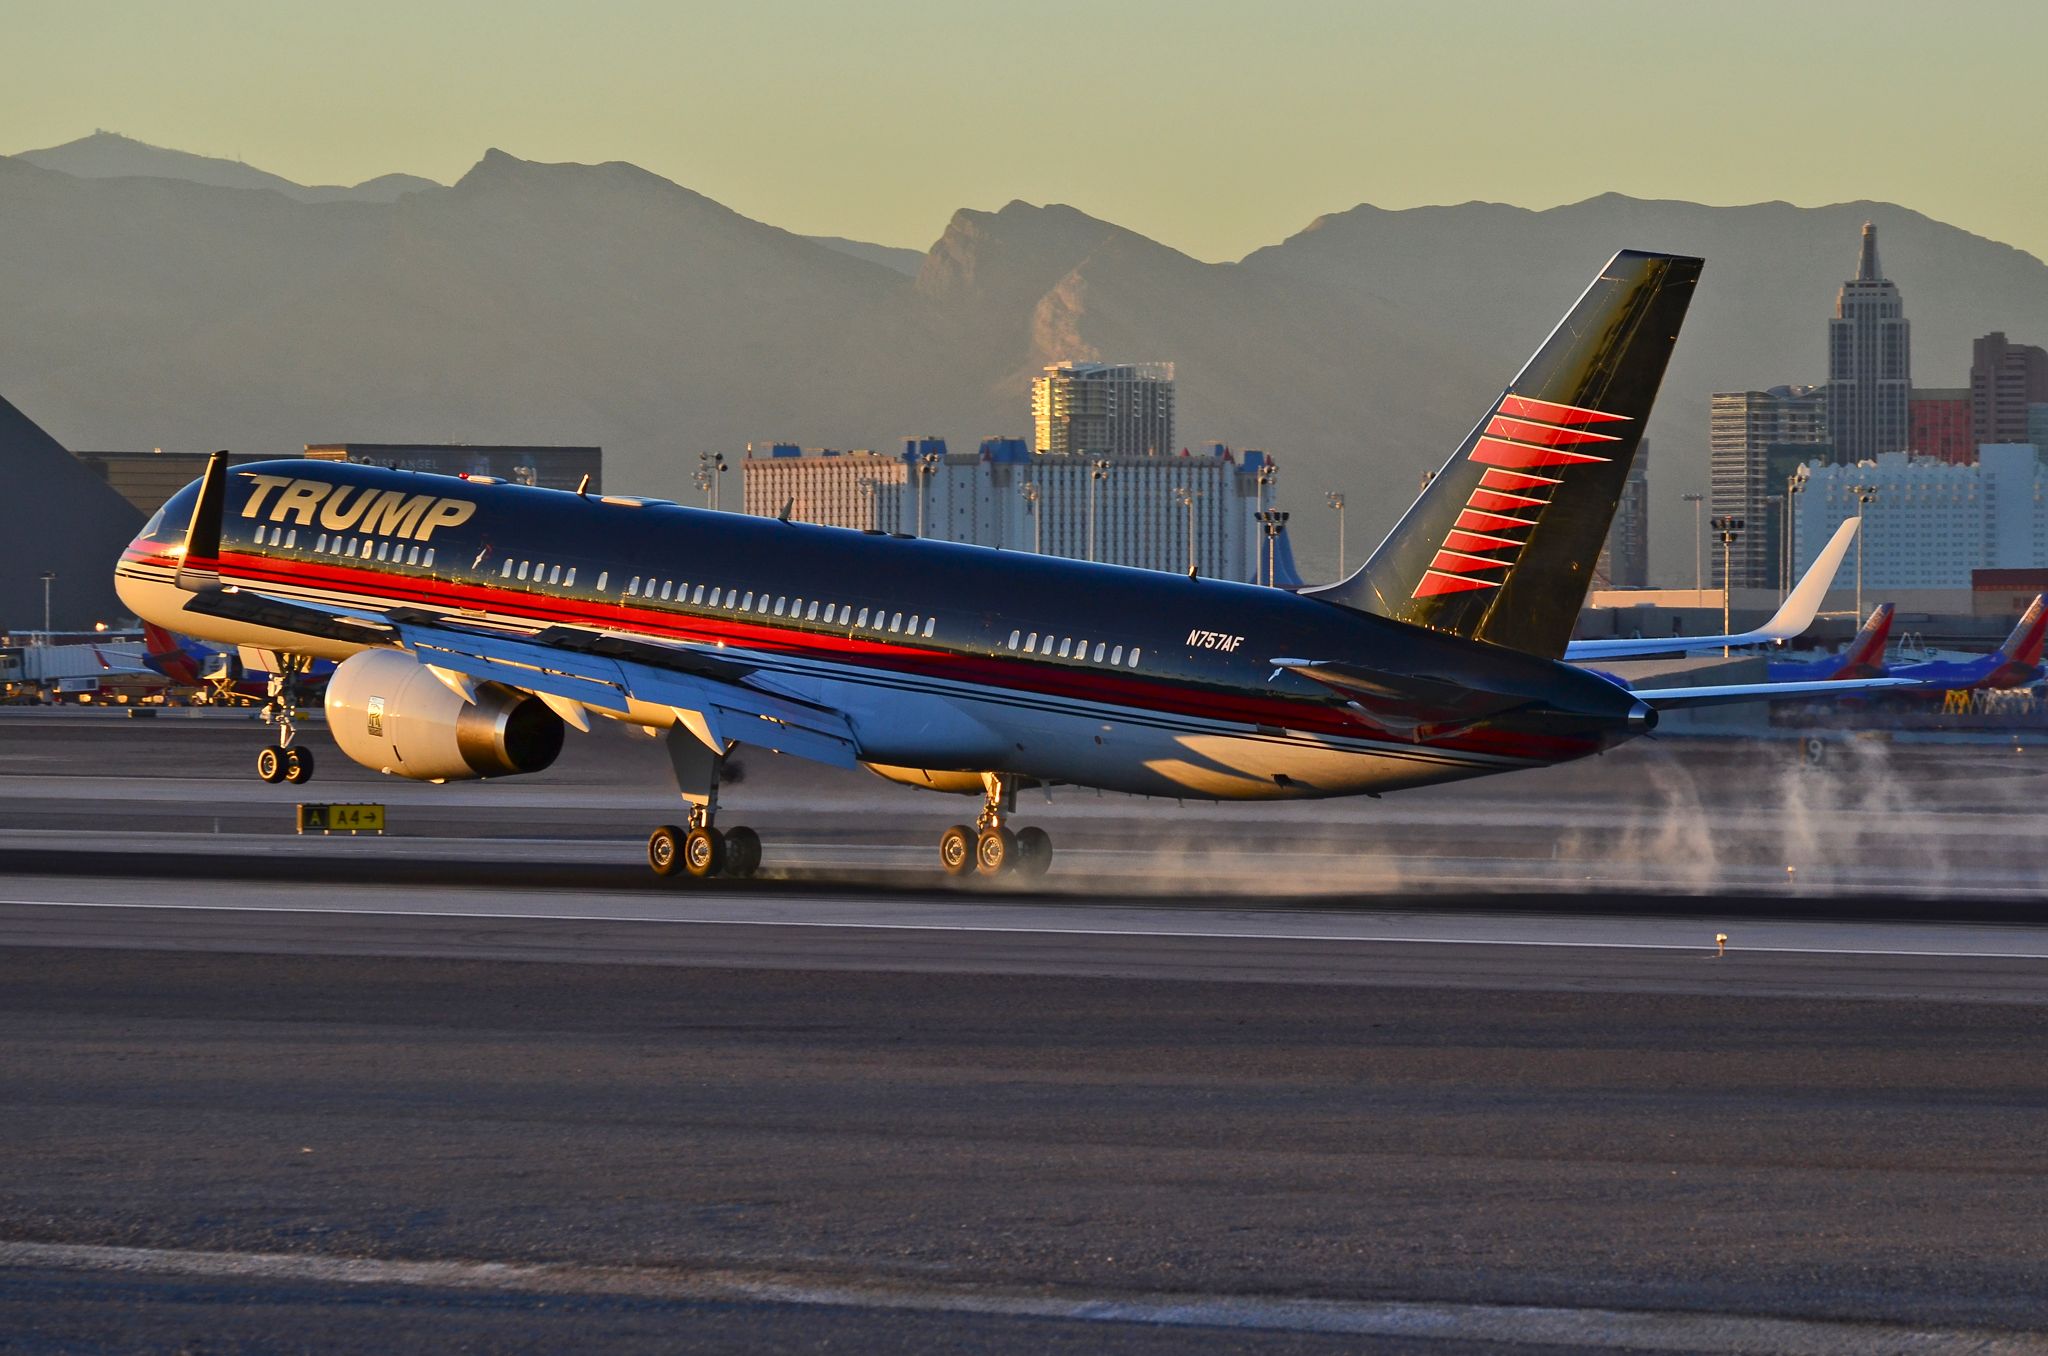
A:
[4, 710, 2048, 1351]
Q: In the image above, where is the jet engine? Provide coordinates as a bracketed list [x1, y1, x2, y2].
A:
[324, 649, 564, 781]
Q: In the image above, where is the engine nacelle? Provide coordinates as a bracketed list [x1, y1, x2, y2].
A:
[324, 649, 564, 781]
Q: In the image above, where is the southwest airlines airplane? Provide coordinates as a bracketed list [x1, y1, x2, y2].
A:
[114, 250, 1904, 881]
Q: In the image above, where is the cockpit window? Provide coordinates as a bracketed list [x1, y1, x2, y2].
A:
[139, 496, 190, 549]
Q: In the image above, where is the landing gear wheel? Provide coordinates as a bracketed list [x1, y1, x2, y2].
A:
[647, 824, 686, 878]
[282, 745, 314, 785]
[256, 746, 285, 784]
[975, 826, 1017, 876]
[939, 824, 976, 877]
[723, 826, 762, 879]
[683, 826, 727, 879]
[1013, 826, 1053, 878]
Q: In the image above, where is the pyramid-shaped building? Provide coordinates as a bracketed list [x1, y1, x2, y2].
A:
[0, 393, 144, 630]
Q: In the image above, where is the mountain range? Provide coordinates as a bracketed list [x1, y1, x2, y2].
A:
[7, 130, 2048, 583]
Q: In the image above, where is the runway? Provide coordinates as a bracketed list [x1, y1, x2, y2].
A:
[5, 711, 2048, 1350]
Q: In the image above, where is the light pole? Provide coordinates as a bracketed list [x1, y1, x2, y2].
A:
[1173, 486, 1198, 575]
[1682, 493, 1704, 603]
[1326, 491, 1347, 576]
[39, 572, 57, 637]
[1782, 474, 1806, 602]
[1019, 481, 1041, 554]
[1255, 459, 1277, 514]
[1711, 514, 1743, 655]
[915, 453, 940, 538]
[1255, 510, 1289, 586]
[1086, 459, 1110, 563]
[1850, 483, 1878, 621]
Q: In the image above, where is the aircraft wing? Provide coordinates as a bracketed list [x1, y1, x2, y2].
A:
[1566, 517, 1861, 661]
[1625, 676, 1917, 709]
[178, 586, 862, 768]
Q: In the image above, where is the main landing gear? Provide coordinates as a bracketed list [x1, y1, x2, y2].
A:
[940, 773, 1053, 880]
[647, 725, 760, 881]
[254, 656, 315, 785]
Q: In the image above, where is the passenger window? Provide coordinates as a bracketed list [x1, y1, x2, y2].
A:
[423, 549, 435, 569]
[923, 617, 936, 638]
[857, 608, 870, 627]
[594, 571, 607, 592]
[806, 601, 820, 621]
[286, 530, 298, 549]
[890, 613, 903, 633]
[741, 592, 754, 610]
[406, 545, 419, 565]
[316, 533, 329, 553]
[773, 597, 787, 616]
[1058, 638, 1072, 657]
[1092, 642, 1105, 662]
[379, 540, 392, 561]
[517, 561, 530, 580]
[692, 585, 706, 605]
[1008, 630, 1021, 650]
[502, 559, 516, 578]
[548, 565, 561, 584]
[907, 615, 919, 634]
[626, 576, 640, 596]
[758, 594, 771, 614]
[1129, 648, 1142, 667]
[709, 588, 722, 607]
[838, 605, 852, 624]
[660, 581, 673, 600]
[1025, 632, 1039, 652]
[563, 567, 576, 587]
[346, 539, 360, 558]
[1111, 645, 1123, 665]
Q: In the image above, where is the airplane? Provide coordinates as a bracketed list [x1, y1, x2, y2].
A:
[1766, 603, 1895, 682]
[1564, 516, 1862, 662]
[113, 249, 1910, 880]
[1887, 595, 2048, 692]
[139, 620, 333, 705]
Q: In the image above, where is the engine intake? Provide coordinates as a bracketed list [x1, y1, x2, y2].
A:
[324, 649, 564, 781]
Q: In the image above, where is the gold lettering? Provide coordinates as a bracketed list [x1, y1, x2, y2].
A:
[416, 498, 477, 541]
[317, 485, 373, 531]
[270, 479, 331, 526]
[361, 492, 438, 539]
[239, 474, 295, 519]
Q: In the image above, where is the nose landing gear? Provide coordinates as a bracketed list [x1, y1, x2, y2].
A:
[254, 656, 315, 785]
[940, 773, 1054, 879]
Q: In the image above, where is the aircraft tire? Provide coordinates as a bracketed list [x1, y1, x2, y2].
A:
[1014, 826, 1053, 878]
[282, 746, 314, 785]
[724, 826, 762, 878]
[975, 826, 1016, 876]
[647, 824, 686, 878]
[683, 826, 727, 880]
[256, 747, 285, 784]
[939, 824, 975, 876]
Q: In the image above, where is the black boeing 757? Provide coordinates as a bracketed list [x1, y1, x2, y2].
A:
[114, 250, 1904, 879]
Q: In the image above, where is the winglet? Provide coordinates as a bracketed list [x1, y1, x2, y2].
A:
[174, 450, 230, 592]
[1752, 516, 1860, 642]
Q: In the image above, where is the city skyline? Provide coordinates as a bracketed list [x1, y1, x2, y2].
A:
[7, 0, 2047, 266]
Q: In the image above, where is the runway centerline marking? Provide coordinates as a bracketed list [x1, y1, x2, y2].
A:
[5, 896, 2048, 962]
[1, 1240, 2038, 1353]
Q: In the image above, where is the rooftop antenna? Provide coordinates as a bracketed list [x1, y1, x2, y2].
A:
[777, 496, 795, 523]
[575, 473, 591, 497]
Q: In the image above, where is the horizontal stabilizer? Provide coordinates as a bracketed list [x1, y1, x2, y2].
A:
[1566, 517, 1861, 662]
[1629, 676, 1915, 709]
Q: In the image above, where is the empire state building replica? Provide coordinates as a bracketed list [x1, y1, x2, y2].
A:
[1826, 222, 1911, 462]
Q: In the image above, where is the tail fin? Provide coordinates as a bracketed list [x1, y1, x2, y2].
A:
[1306, 250, 1701, 658]
[1836, 603, 1894, 679]
[1996, 595, 2048, 668]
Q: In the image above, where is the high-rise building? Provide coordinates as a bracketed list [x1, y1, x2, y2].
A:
[1709, 386, 1828, 587]
[1593, 438, 1649, 588]
[1970, 332, 2048, 446]
[743, 437, 1277, 582]
[1031, 362, 1175, 458]
[1908, 387, 1974, 464]
[1826, 222, 1912, 462]
[2030, 403, 2048, 461]
[1791, 446, 2048, 590]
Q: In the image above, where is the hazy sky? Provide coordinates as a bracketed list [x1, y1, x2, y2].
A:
[7, 0, 2043, 263]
